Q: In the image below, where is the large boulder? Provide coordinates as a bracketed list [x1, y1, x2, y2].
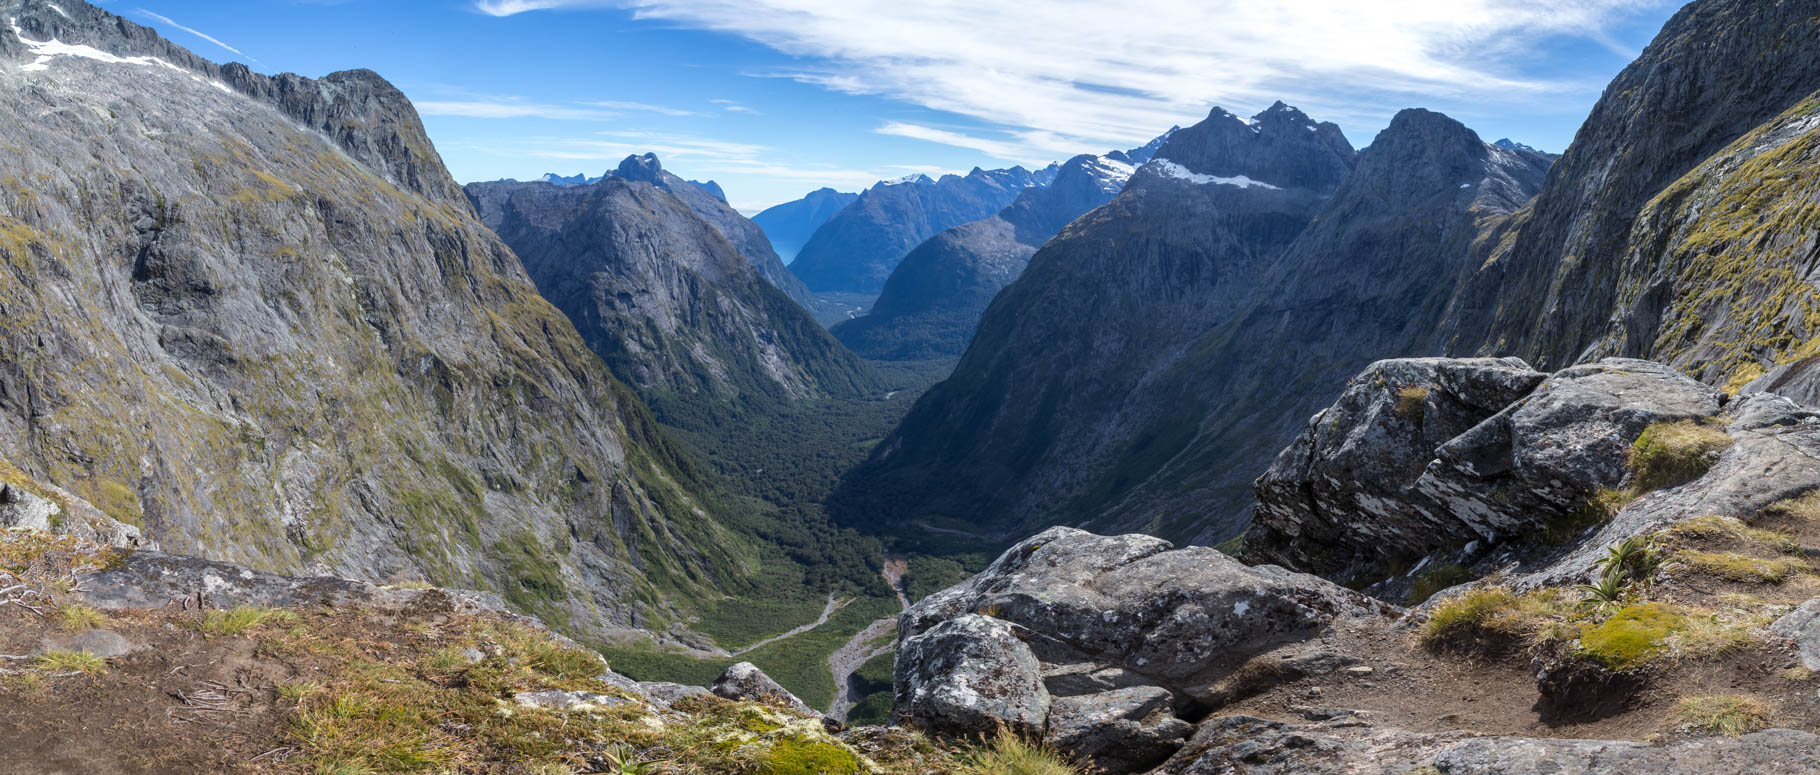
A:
[894, 527, 1393, 772]
[1249, 358, 1724, 581]
[1045, 686, 1193, 774]
[712, 662, 817, 716]
[1773, 599, 1820, 671]
[893, 614, 1050, 737]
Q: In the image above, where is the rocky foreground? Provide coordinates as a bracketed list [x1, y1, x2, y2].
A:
[894, 357, 1820, 773]
[15, 355, 1820, 774]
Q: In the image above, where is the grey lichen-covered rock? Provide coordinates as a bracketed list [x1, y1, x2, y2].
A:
[1249, 358, 1723, 581]
[1248, 357, 1546, 576]
[513, 690, 632, 711]
[712, 662, 816, 716]
[74, 550, 511, 615]
[1520, 392, 1820, 588]
[639, 681, 712, 711]
[893, 614, 1049, 737]
[1044, 685, 1192, 774]
[1773, 599, 1820, 671]
[0, 484, 58, 533]
[1158, 716, 1820, 774]
[895, 527, 1394, 772]
[36, 629, 141, 659]
[912, 526, 1390, 689]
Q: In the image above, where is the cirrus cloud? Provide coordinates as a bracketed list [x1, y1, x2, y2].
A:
[472, 0, 1670, 160]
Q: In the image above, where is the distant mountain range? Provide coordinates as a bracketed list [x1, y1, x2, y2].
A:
[752, 187, 859, 263]
[831, 129, 1175, 360]
[836, 101, 1554, 544]
[537, 170, 727, 201]
[787, 166, 1038, 295]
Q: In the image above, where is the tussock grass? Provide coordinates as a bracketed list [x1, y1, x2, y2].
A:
[1667, 515, 1798, 552]
[54, 604, 105, 632]
[1673, 694, 1771, 737]
[1674, 550, 1808, 584]
[1630, 420, 1732, 492]
[952, 734, 1080, 775]
[1393, 386, 1430, 422]
[199, 605, 299, 636]
[33, 650, 106, 675]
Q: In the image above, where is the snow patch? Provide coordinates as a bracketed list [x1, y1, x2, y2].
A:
[1149, 158, 1281, 190]
[8, 19, 185, 74]
[46, 3, 70, 20]
[1086, 155, 1136, 193]
[1460, 183, 1471, 189]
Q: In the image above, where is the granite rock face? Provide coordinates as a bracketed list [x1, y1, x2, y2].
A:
[466, 172, 878, 410]
[893, 527, 1394, 772]
[609, 153, 820, 310]
[1248, 358, 1724, 579]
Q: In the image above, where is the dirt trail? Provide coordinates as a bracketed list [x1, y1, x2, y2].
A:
[826, 556, 912, 720]
[732, 592, 843, 657]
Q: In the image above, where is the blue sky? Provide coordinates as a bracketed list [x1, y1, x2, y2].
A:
[97, 0, 1682, 213]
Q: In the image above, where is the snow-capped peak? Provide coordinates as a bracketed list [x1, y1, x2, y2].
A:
[1085, 155, 1137, 193]
[879, 173, 933, 187]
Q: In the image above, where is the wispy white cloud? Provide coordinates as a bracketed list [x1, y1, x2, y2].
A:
[473, 0, 1670, 159]
[710, 98, 760, 115]
[133, 8, 252, 60]
[581, 99, 702, 116]
[877, 122, 1062, 167]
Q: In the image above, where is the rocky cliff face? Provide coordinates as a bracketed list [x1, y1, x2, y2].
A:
[1436, 0, 1820, 375]
[465, 173, 879, 414]
[832, 144, 1157, 361]
[0, 0, 745, 639]
[752, 187, 858, 263]
[608, 153, 821, 311]
[788, 167, 1037, 294]
[843, 105, 1551, 543]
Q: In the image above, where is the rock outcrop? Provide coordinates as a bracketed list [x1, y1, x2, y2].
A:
[1248, 358, 1725, 581]
[893, 527, 1394, 773]
[712, 661, 818, 716]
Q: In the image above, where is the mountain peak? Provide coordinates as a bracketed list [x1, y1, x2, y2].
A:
[614, 152, 664, 182]
[1493, 137, 1542, 154]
